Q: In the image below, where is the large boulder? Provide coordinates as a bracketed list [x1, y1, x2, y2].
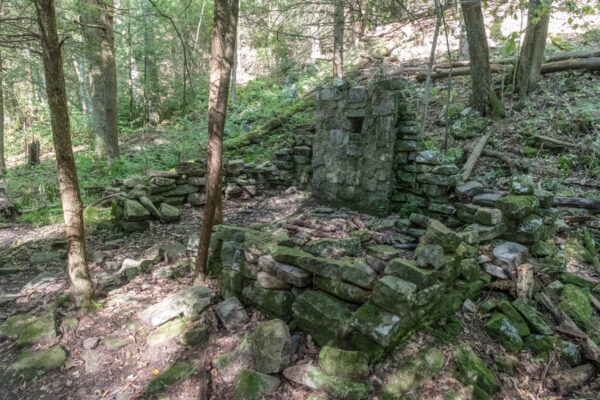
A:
[159, 202, 181, 222]
[251, 319, 291, 374]
[318, 346, 370, 380]
[283, 363, 371, 400]
[124, 199, 150, 222]
[484, 313, 523, 353]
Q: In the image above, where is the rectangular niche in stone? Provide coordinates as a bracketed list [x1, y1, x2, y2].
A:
[312, 80, 409, 215]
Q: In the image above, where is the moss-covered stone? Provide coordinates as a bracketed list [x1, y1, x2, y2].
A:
[313, 276, 371, 304]
[414, 244, 447, 269]
[563, 238, 594, 263]
[371, 276, 417, 316]
[366, 245, 401, 261]
[459, 259, 481, 282]
[242, 284, 295, 320]
[382, 348, 444, 397]
[421, 219, 462, 252]
[509, 175, 535, 195]
[306, 365, 371, 400]
[496, 301, 530, 337]
[304, 237, 362, 258]
[512, 299, 553, 335]
[15, 311, 57, 347]
[556, 339, 580, 366]
[272, 245, 313, 266]
[147, 361, 196, 393]
[1, 312, 43, 340]
[478, 299, 496, 314]
[219, 269, 245, 298]
[349, 331, 385, 363]
[558, 284, 593, 330]
[512, 214, 548, 244]
[484, 313, 523, 353]
[453, 343, 499, 395]
[214, 333, 254, 383]
[384, 259, 438, 289]
[8, 345, 67, 380]
[181, 325, 210, 346]
[532, 240, 556, 257]
[234, 369, 280, 400]
[251, 319, 291, 374]
[559, 272, 596, 289]
[351, 302, 401, 348]
[496, 195, 539, 220]
[146, 318, 186, 347]
[319, 346, 370, 380]
[524, 334, 554, 357]
[292, 290, 353, 346]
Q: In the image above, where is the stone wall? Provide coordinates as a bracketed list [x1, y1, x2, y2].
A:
[207, 219, 487, 360]
[312, 79, 457, 217]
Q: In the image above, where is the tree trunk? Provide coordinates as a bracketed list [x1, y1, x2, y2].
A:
[333, 0, 344, 82]
[99, 0, 119, 158]
[71, 54, 91, 115]
[0, 15, 5, 176]
[518, 0, 551, 97]
[142, 0, 161, 125]
[230, 0, 240, 106]
[81, 5, 106, 158]
[460, 0, 504, 118]
[194, 0, 238, 282]
[127, 15, 134, 127]
[33, 0, 94, 307]
[458, 20, 469, 61]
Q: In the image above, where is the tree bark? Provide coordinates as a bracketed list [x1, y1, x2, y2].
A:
[81, 5, 106, 158]
[99, 0, 119, 158]
[518, 0, 551, 97]
[33, 0, 94, 307]
[194, 0, 238, 282]
[333, 0, 344, 82]
[460, 0, 504, 118]
[0, 5, 5, 176]
[71, 53, 92, 115]
[458, 20, 469, 61]
[142, 0, 161, 124]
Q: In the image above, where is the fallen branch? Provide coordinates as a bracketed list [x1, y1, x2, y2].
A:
[527, 134, 582, 150]
[553, 197, 600, 212]
[481, 149, 521, 175]
[461, 131, 493, 181]
[536, 292, 587, 338]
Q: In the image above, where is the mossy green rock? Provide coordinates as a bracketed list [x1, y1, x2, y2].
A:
[181, 325, 210, 346]
[251, 319, 291, 374]
[234, 369, 280, 400]
[532, 240, 556, 257]
[304, 237, 362, 258]
[306, 365, 371, 400]
[484, 313, 523, 353]
[563, 239, 594, 263]
[1, 312, 43, 340]
[556, 339, 580, 366]
[319, 346, 370, 380]
[366, 245, 401, 261]
[124, 199, 150, 221]
[421, 220, 462, 252]
[146, 318, 186, 347]
[16, 311, 58, 347]
[509, 175, 535, 195]
[453, 343, 499, 395]
[460, 259, 481, 282]
[382, 348, 444, 397]
[214, 333, 254, 383]
[496, 195, 539, 220]
[147, 361, 196, 393]
[8, 345, 67, 380]
[314, 276, 371, 304]
[384, 259, 438, 289]
[292, 290, 353, 346]
[351, 302, 401, 348]
[512, 214, 548, 244]
[496, 301, 530, 336]
[524, 335, 554, 357]
[219, 269, 245, 298]
[272, 245, 313, 266]
[242, 284, 295, 320]
[559, 272, 596, 289]
[512, 299, 553, 335]
[414, 244, 447, 269]
[558, 284, 593, 330]
[371, 276, 417, 316]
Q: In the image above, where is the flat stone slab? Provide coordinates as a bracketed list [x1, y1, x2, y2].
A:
[137, 286, 215, 327]
[215, 297, 249, 330]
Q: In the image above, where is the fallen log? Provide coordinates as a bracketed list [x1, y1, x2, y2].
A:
[461, 131, 492, 181]
[481, 149, 522, 175]
[553, 197, 600, 212]
[421, 56, 600, 80]
[551, 363, 596, 395]
[527, 134, 582, 150]
[536, 292, 587, 338]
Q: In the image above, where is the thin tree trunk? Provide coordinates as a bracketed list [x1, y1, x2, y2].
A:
[33, 0, 94, 307]
[71, 53, 91, 115]
[420, 0, 441, 136]
[518, 0, 551, 97]
[194, 0, 238, 282]
[100, 0, 119, 158]
[142, 0, 161, 124]
[194, 0, 207, 49]
[230, 0, 240, 106]
[333, 0, 344, 81]
[0, 45, 5, 175]
[460, 0, 504, 118]
[127, 15, 134, 127]
[81, 6, 106, 158]
[458, 20, 469, 61]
